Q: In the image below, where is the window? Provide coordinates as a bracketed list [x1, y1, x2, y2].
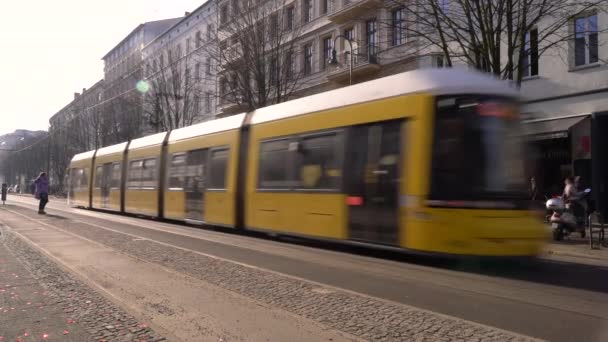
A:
[438, 0, 449, 12]
[286, 6, 295, 30]
[392, 8, 406, 46]
[95, 166, 103, 189]
[127, 160, 144, 189]
[196, 31, 202, 48]
[207, 24, 214, 40]
[176, 44, 182, 58]
[205, 92, 212, 113]
[185, 68, 191, 82]
[430, 96, 526, 202]
[195, 62, 201, 80]
[270, 13, 279, 40]
[206, 58, 212, 75]
[574, 14, 598, 67]
[259, 139, 296, 189]
[232, 0, 240, 15]
[209, 148, 229, 189]
[167, 154, 187, 190]
[322, 37, 333, 70]
[303, 0, 313, 23]
[523, 28, 539, 77]
[220, 4, 229, 25]
[111, 163, 121, 189]
[344, 27, 354, 42]
[269, 57, 278, 86]
[366, 19, 378, 57]
[141, 158, 158, 189]
[322, 0, 333, 14]
[128, 158, 158, 189]
[304, 43, 313, 75]
[285, 50, 294, 79]
[194, 95, 201, 114]
[296, 132, 343, 190]
[186, 37, 191, 54]
[153, 59, 158, 72]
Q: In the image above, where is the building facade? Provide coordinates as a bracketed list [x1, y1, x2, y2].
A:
[102, 18, 183, 139]
[520, 8, 607, 196]
[142, 1, 219, 132]
[213, 0, 442, 116]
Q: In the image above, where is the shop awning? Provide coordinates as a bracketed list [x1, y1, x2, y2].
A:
[523, 116, 588, 141]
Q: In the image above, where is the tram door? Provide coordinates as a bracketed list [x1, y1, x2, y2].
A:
[100, 163, 113, 208]
[345, 120, 403, 245]
[185, 149, 207, 221]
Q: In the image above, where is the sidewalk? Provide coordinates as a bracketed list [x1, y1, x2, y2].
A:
[0, 225, 165, 342]
[0, 231, 90, 341]
[542, 238, 608, 267]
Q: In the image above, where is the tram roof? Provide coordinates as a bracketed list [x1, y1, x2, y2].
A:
[128, 132, 168, 150]
[250, 68, 519, 125]
[168, 113, 246, 143]
[95, 142, 128, 157]
[71, 150, 96, 163]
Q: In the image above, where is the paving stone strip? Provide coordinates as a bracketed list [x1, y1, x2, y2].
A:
[0, 227, 165, 342]
[3, 206, 541, 342]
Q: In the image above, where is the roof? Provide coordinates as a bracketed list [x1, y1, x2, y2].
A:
[128, 132, 168, 150]
[102, 18, 181, 60]
[95, 142, 128, 157]
[168, 114, 246, 143]
[144, 0, 214, 50]
[250, 68, 520, 125]
[71, 150, 96, 163]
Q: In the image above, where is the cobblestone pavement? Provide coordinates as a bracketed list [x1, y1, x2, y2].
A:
[0, 227, 165, 342]
[1, 205, 539, 342]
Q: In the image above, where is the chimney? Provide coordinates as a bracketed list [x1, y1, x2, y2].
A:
[82, 88, 87, 94]
[74, 92, 80, 99]
[185, 11, 190, 16]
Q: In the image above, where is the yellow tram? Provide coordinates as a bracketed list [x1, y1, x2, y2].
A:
[68, 69, 547, 256]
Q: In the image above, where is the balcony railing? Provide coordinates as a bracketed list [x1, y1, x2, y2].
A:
[327, 49, 380, 82]
[328, 0, 382, 24]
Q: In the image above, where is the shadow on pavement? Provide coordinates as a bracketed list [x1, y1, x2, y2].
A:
[270, 234, 608, 294]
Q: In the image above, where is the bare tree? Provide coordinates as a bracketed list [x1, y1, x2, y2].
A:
[208, 0, 306, 114]
[143, 43, 207, 132]
[375, 0, 607, 84]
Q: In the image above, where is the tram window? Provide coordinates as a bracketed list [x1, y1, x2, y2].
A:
[111, 163, 121, 189]
[296, 132, 343, 190]
[209, 148, 229, 189]
[141, 158, 158, 189]
[80, 168, 89, 191]
[127, 160, 144, 189]
[259, 138, 296, 189]
[168, 153, 187, 190]
[94, 166, 103, 189]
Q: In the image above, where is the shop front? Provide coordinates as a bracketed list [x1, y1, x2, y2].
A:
[523, 115, 591, 199]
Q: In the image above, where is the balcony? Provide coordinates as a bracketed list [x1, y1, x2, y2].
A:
[327, 0, 382, 24]
[327, 50, 380, 83]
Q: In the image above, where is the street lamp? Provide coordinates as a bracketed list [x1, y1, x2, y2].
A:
[328, 35, 354, 85]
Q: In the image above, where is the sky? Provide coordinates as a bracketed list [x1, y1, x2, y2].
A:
[0, 0, 205, 136]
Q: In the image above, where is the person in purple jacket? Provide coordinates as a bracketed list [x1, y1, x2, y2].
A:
[34, 172, 49, 214]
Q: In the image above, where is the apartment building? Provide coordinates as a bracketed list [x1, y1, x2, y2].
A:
[520, 8, 607, 195]
[142, 1, 219, 131]
[101, 18, 182, 138]
[214, 0, 440, 116]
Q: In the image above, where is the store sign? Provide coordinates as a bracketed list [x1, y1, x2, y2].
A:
[571, 117, 591, 160]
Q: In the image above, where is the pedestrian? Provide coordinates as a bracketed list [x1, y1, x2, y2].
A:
[1, 183, 7, 205]
[34, 172, 49, 215]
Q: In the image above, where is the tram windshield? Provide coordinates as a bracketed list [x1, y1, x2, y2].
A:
[429, 95, 527, 205]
